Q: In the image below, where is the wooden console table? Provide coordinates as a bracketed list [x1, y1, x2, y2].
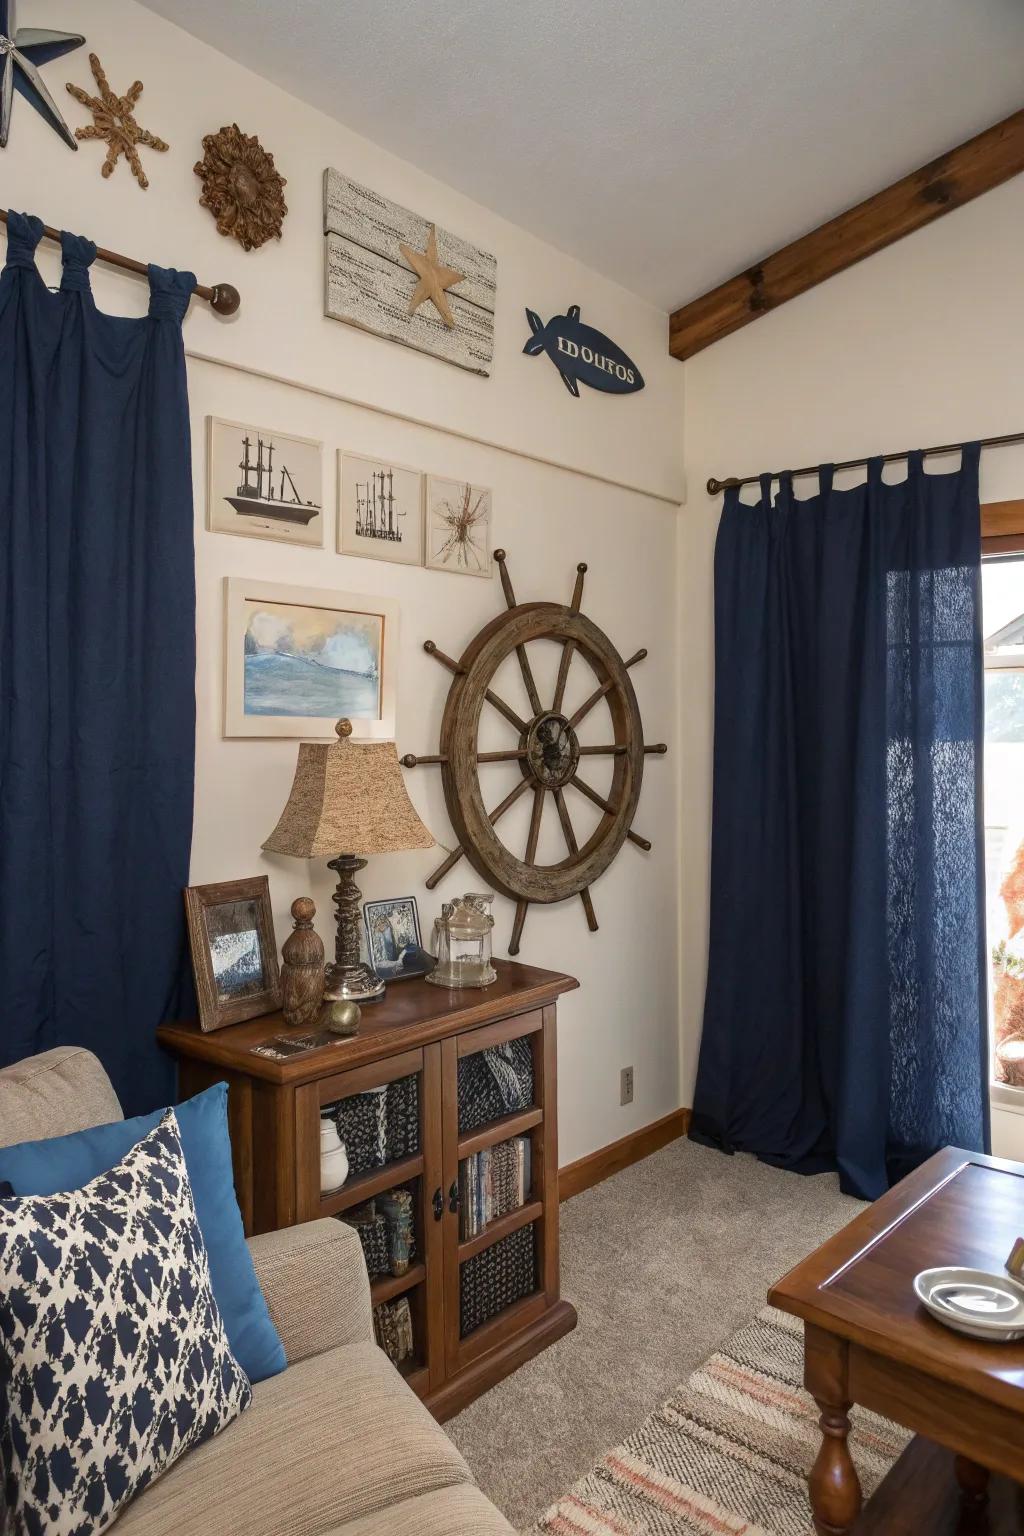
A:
[158, 958, 579, 1418]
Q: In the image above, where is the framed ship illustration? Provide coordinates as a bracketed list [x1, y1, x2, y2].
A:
[339, 452, 423, 566]
[207, 417, 324, 547]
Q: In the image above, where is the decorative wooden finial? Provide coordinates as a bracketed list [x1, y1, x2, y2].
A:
[335, 718, 353, 740]
[280, 896, 325, 1029]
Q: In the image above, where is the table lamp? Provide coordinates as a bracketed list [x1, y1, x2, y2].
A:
[262, 719, 434, 1002]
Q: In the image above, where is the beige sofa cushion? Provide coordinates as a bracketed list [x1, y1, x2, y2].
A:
[0, 1046, 122, 1147]
[117, 1342, 478, 1536]
[333, 1486, 515, 1535]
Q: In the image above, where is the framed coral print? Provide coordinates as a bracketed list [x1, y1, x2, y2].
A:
[425, 475, 493, 577]
[207, 417, 324, 547]
[224, 577, 398, 738]
[338, 452, 424, 566]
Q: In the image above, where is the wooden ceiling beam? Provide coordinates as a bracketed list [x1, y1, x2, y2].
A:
[669, 107, 1024, 362]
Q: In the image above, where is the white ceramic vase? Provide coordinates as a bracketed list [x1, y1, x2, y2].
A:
[320, 1117, 349, 1194]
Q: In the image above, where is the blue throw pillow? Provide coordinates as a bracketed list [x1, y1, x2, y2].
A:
[0, 1083, 285, 1384]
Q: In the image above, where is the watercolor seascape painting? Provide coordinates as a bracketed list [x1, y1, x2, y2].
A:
[242, 598, 383, 719]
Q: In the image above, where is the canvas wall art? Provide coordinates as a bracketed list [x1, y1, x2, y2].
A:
[207, 417, 323, 547]
[224, 578, 399, 738]
[425, 476, 493, 577]
[323, 168, 496, 376]
[338, 452, 423, 566]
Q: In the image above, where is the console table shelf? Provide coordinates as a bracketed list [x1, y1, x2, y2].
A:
[158, 958, 579, 1419]
[371, 1263, 427, 1307]
[458, 1106, 544, 1159]
[320, 1154, 425, 1216]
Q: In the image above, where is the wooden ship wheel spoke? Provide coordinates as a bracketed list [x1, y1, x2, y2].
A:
[401, 550, 667, 955]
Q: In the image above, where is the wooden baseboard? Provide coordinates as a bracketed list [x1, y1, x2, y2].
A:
[558, 1107, 692, 1202]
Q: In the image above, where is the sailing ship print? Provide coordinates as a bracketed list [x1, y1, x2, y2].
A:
[227, 433, 322, 526]
[355, 469, 406, 542]
[207, 418, 324, 548]
[339, 453, 424, 566]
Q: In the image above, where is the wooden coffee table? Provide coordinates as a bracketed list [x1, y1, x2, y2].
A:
[769, 1147, 1024, 1535]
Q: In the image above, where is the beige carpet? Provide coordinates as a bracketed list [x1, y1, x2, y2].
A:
[445, 1135, 863, 1531]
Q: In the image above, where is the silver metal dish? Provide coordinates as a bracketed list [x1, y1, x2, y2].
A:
[914, 1266, 1024, 1342]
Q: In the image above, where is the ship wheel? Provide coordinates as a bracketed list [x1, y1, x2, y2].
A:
[402, 551, 667, 955]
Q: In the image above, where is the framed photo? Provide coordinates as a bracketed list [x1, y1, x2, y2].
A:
[338, 452, 423, 566]
[364, 897, 434, 982]
[425, 475, 493, 577]
[184, 877, 281, 1033]
[207, 417, 323, 547]
[224, 577, 398, 739]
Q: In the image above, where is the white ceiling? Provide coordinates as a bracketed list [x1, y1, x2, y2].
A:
[141, 0, 1024, 312]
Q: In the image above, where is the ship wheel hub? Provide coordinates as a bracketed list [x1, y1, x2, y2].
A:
[521, 711, 580, 789]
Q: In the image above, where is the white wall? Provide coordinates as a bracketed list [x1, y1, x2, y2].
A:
[680, 176, 1024, 1160]
[5, 0, 686, 1165]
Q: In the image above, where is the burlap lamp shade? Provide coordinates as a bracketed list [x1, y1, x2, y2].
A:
[263, 719, 434, 1003]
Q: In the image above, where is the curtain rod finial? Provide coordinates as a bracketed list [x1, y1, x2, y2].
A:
[707, 477, 723, 495]
[210, 283, 240, 317]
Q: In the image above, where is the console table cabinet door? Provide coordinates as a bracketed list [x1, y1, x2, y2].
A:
[295, 1045, 444, 1394]
[442, 1009, 556, 1379]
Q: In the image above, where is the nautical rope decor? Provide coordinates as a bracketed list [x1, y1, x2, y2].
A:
[65, 52, 169, 188]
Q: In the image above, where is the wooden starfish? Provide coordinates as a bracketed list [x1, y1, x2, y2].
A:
[66, 52, 168, 189]
[399, 223, 464, 329]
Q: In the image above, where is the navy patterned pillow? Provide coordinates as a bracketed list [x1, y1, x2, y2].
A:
[0, 1111, 252, 1535]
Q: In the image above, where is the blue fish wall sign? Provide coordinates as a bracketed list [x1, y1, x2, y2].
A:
[523, 305, 645, 398]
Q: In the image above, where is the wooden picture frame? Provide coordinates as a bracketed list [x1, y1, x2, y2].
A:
[184, 877, 281, 1033]
[223, 576, 399, 739]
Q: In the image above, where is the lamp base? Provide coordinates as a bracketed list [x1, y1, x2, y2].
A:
[325, 852, 385, 1004]
[323, 961, 385, 1004]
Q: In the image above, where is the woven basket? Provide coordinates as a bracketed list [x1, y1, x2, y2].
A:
[460, 1222, 536, 1337]
[458, 1038, 534, 1134]
[341, 1204, 389, 1279]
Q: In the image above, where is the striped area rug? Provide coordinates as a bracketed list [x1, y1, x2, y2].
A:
[526, 1306, 909, 1536]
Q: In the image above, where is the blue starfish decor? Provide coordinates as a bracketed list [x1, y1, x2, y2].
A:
[0, 0, 84, 150]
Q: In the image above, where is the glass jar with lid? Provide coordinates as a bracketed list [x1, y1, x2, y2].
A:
[426, 893, 497, 988]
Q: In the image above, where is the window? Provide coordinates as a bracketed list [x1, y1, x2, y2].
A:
[983, 554, 1024, 1092]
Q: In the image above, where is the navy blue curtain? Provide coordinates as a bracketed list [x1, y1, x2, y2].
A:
[0, 212, 196, 1114]
[690, 449, 989, 1200]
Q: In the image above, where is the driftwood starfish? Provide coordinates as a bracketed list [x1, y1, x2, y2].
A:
[399, 224, 464, 329]
[66, 52, 168, 189]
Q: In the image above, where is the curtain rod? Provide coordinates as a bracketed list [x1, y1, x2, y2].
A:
[0, 209, 240, 316]
[706, 429, 1024, 496]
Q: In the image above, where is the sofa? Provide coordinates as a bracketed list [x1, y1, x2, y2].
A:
[0, 1046, 516, 1536]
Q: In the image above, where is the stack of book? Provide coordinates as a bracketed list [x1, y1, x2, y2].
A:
[459, 1136, 531, 1240]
